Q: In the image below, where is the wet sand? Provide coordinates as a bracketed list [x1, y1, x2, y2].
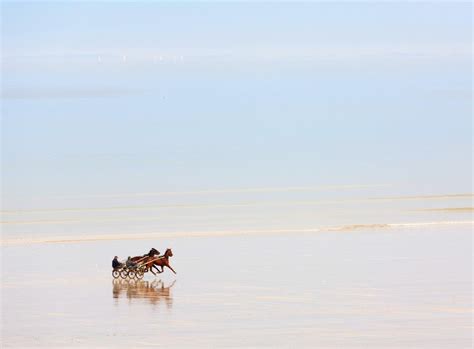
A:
[1, 225, 472, 348]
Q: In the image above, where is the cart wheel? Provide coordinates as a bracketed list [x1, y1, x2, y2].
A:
[112, 270, 120, 278]
[128, 270, 136, 279]
[120, 269, 129, 279]
[136, 270, 144, 279]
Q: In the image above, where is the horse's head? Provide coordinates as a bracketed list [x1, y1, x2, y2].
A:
[165, 248, 173, 257]
[150, 248, 160, 256]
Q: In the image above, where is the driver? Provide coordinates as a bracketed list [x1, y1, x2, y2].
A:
[126, 256, 137, 269]
[112, 256, 123, 269]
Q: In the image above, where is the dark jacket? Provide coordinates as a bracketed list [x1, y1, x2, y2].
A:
[112, 259, 121, 269]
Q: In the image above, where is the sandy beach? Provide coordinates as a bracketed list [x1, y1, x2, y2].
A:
[2, 223, 472, 347]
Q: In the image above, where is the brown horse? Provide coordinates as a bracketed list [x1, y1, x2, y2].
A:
[131, 248, 161, 275]
[152, 248, 176, 275]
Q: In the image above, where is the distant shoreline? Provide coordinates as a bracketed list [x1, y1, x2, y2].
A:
[2, 220, 472, 246]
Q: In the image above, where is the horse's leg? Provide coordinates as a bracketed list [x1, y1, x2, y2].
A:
[148, 263, 157, 275]
[153, 265, 163, 274]
[166, 263, 177, 274]
[147, 262, 156, 275]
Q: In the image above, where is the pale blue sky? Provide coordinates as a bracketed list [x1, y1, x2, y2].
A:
[1, 2, 472, 210]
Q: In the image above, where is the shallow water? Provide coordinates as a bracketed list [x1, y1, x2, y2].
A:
[2, 225, 471, 347]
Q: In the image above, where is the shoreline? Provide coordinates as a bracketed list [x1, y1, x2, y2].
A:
[2, 220, 472, 246]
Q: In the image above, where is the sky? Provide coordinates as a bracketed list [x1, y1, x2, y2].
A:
[1, 2, 472, 221]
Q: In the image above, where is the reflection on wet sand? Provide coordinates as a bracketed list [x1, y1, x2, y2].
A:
[112, 279, 175, 308]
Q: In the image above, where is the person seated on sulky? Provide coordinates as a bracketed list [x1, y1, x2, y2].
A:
[112, 256, 123, 269]
[126, 256, 137, 269]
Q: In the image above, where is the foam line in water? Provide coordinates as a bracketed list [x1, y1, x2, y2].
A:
[1, 220, 472, 246]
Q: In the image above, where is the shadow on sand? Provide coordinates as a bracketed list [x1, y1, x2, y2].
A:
[112, 279, 175, 308]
